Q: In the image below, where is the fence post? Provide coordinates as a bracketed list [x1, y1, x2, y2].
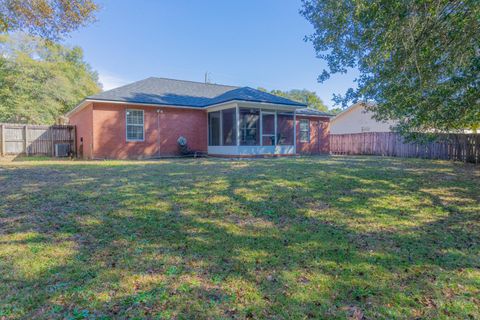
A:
[477, 135, 480, 165]
[72, 126, 76, 158]
[0, 124, 4, 156]
[51, 127, 55, 157]
[24, 125, 28, 156]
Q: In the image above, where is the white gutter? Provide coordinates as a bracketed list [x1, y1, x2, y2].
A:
[209, 100, 305, 110]
[65, 99, 209, 117]
[66, 98, 307, 118]
[296, 114, 334, 118]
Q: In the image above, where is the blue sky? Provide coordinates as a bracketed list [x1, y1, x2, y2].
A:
[64, 0, 358, 109]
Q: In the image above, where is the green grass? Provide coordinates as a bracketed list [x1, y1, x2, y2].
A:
[0, 156, 478, 319]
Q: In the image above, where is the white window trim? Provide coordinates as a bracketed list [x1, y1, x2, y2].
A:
[126, 109, 145, 142]
[300, 119, 310, 143]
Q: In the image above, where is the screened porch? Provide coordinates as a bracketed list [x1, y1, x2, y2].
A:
[207, 104, 297, 156]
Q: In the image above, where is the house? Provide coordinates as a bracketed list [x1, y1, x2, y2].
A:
[330, 102, 397, 134]
[67, 77, 333, 159]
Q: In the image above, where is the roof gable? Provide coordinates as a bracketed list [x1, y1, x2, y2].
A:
[331, 102, 372, 122]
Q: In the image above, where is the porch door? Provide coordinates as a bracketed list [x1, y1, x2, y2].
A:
[261, 112, 275, 146]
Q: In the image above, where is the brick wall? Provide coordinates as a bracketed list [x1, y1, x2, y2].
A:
[70, 102, 207, 159]
[69, 103, 329, 159]
[92, 103, 207, 159]
[296, 116, 330, 154]
[69, 103, 93, 159]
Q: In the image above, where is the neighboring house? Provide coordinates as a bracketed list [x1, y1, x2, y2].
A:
[67, 77, 333, 159]
[330, 102, 397, 134]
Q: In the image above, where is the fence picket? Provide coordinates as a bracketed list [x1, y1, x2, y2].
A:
[330, 132, 480, 164]
[0, 123, 75, 157]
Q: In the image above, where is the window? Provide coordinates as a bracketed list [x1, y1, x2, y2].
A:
[126, 109, 144, 141]
[300, 119, 310, 143]
[240, 108, 260, 145]
[208, 111, 221, 146]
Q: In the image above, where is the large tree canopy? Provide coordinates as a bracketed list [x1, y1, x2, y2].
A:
[259, 88, 328, 112]
[0, 0, 98, 39]
[301, 0, 480, 134]
[0, 33, 100, 124]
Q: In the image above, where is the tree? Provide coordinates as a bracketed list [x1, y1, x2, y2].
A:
[328, 107, 343, 116]
[301, 0, 480, 135]
[0, 33, 101, 124]
[259, 87, 328, 112]
[0, 0, 98, 40]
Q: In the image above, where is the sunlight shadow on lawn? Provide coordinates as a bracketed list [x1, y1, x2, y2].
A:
[0, 156, 478, 318]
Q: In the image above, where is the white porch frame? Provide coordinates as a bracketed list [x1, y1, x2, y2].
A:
[207, 102, 298, 156]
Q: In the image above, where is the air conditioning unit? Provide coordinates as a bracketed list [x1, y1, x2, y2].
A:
[55, 143, 70, 157]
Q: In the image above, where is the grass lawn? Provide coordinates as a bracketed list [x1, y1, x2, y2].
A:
[0, 156, 479, 319]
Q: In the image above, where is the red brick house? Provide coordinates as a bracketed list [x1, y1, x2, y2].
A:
[67, 77, 332, 159]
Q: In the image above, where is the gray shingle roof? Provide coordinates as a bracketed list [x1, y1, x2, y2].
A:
[296, 108, 334, 117]
[207, 87, 306, 107]
[88, 77, 306, 108]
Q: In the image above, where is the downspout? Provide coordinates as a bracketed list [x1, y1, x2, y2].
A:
[236, 105, 240, 150]
[318, 120, 321, 154]
[156, 109, 161, 158]
[293, 110, 297, 155]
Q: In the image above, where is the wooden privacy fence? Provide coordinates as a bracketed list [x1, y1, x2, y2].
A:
[0, 123, 75, 157]
[330, 132, 480, 164]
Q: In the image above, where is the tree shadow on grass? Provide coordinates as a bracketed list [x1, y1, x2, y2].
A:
[0, 156, 478, 319]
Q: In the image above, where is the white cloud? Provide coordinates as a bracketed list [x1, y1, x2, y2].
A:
[98, 71, 130, 91]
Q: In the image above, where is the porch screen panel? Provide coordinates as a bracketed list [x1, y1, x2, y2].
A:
[262, 113, 275, 146]
[208, 111, 220, 146]
[240, 108, 260, 145]
[222, 108, 236, 146]
[277, 112, 294, 145]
